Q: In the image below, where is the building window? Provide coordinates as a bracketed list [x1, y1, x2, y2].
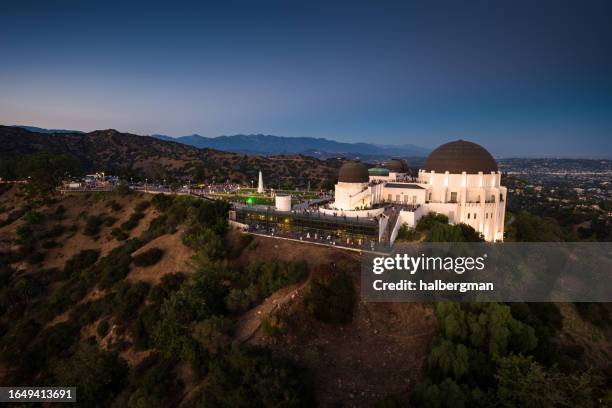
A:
[450, 191, 457, 203]
[388, 194, 392, 201]
[467, 213, 470, 219]
[485, 213, 488, 219]
[396, 194, 400, 202]
[474, 213, 477, 219]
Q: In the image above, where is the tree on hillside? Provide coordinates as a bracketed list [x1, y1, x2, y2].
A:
[14, 152, 81, 192]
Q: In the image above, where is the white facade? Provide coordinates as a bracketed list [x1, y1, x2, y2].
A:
[332, 166, 506, 242]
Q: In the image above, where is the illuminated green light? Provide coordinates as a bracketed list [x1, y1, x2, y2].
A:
[246, 197, 254, 204]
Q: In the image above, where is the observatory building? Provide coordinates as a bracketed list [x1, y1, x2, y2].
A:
[231, 139, 506, 248]
[330, 140, 506, 242]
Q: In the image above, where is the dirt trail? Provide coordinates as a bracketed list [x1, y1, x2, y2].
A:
[234, 277, 311, 343]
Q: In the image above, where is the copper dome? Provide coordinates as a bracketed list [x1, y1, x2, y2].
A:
[384, 158, 409, 173]
[338, 161, 369, 183]
[422, 140, 498, 174]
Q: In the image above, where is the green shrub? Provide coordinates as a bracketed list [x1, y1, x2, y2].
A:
[112, 281, 150, 322]
[396, 225, 421, 241]
[41, 240, 58, 249]
[23, 210, 44, 225]
[27, 251, 45, 265]
[108, 200, 122, 211]
[104, 216, 118, 227]
[304, 271, 355, 324]
[84, 215, 104, 236]
[148, 273, 187, 306]
[261, 315, 287, 337]
[97, 320, 110, 338]
[135, 201, 151, 212]
[52, 343, 128, 406]
[111, 227, 128, 241]
[39, 224, 65, 239]
[133, 248, 164, 267]
[95, 239, 143, 290]
[16, 224, 34, 246]
[197, 345, 313, 407]
[121, 212, 145, 231]
[62, 249, 100, 280]
[121, 354, 182, 408]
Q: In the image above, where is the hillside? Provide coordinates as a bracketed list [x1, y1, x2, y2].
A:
[0, 126, 342, 188]
[1, 182, 610, 406]
[0, 185, 437, 406]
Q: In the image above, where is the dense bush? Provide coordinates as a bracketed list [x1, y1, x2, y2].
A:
[108, 200, 122, 211]
[198, 345, 313, 407]
[96, 239, 143, 289]
[506, 211, 564, 242]
[84, 215, 104, 236]
[0, 152, 81, 192]
[97, 320, 110, 338]
[133, 248, 164, 267]
[192, 316, 233, 354]
[134, 200, 150, 213]
[111, 227, 128, 241]
[16, 224, 34, 246]
[120, 211, 145, 231]
[52, 343, 128, 406]
[62, 249, 100, 280]
[395, 213, 484, 242]
[225, 260, 308, 314]
[26, 251, 45, 265]
[121, 354, 182, 408]
[39, 224, 65, 239]
[396, 225, 421, 241]
[148, 273, 187, 306]
[23, 210, 44, 225]
[304, 270, 355, 324]
[407, 302, 598, 407]
[111, 281, 150, 322]
[182, 227, 225, 259]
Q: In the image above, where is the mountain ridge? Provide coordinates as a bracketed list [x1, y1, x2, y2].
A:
[151, 132, 431, 158]
[9, 125, 430, 158]
[0, 126, 343, 188]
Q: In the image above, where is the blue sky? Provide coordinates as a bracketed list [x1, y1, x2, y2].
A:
[1, 0, 611, 157]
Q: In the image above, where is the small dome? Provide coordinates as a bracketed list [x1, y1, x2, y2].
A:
[422, 140, 498, 174]
[384, 158, 409, 173]
[368, 167, 390, 176]
[338, 161, 369, 183]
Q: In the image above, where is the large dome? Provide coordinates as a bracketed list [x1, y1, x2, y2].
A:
[384, 158, 409, 173]
[338, 161, 369, 183]
[422, 140, 498, 174]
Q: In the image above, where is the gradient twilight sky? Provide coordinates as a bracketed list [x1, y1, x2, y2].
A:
[1, 1, 611, 157]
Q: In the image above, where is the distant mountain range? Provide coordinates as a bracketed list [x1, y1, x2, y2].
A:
[151, 133, 431, 159]
[10, 126, 429, 159]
